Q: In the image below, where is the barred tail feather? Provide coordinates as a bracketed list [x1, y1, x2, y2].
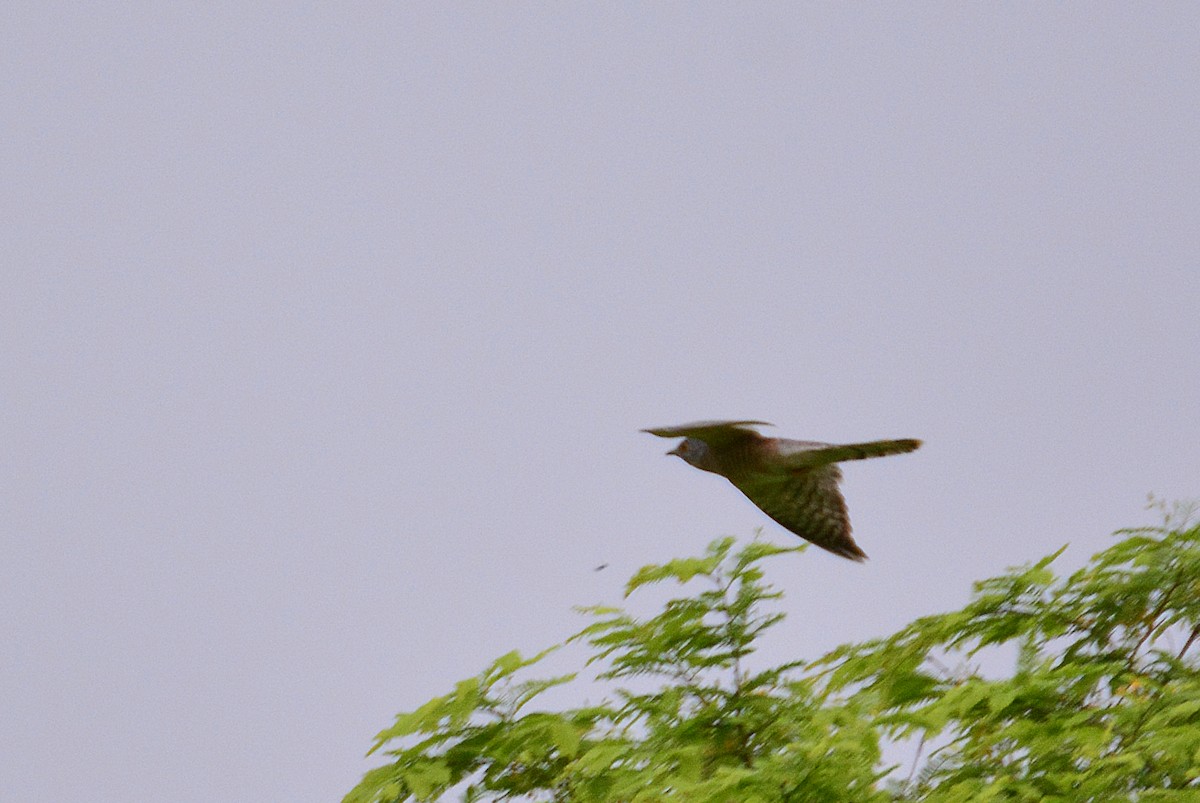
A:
[811, 438, 922, 464]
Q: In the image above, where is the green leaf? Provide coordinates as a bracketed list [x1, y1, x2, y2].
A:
[401, 760, 450, 799]
[546, 717, 581, 758]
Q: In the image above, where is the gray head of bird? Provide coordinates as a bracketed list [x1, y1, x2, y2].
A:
[667, 438, 718, 473]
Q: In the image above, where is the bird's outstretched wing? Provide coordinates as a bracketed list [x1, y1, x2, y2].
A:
[731, 465, 867, 561]
[641, 420, 772, 448]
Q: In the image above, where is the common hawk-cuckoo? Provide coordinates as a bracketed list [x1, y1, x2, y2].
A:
[643, 420, 921, 561]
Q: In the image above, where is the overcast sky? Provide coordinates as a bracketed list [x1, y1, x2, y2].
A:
[4, 4, 1199, 801]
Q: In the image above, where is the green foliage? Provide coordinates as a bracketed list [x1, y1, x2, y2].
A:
[347, 507, 1200, 802]
[827, 503, 1200, 800]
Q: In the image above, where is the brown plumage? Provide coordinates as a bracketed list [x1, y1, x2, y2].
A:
[642, 420, 921, 561]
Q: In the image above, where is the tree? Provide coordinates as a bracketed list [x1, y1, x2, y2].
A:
[345, 505, 1200, 802]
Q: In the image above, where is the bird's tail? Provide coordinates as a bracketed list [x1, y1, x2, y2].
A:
[809, 438, 922, 463]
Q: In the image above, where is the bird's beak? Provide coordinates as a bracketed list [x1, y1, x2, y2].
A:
[667, 443, 684, 457]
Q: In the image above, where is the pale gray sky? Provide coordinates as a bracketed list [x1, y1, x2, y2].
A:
[4, 4, 1198, 801]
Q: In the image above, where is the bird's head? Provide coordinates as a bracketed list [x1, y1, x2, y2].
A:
[667, 438, 717, 472]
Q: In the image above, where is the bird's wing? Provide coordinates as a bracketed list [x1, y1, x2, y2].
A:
[640, 420, 772, 448]
[731, 465, 867, 561]
[772, 438, 922, 468]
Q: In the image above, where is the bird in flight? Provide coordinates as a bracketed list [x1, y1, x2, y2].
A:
[642, 420, 921, 561]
